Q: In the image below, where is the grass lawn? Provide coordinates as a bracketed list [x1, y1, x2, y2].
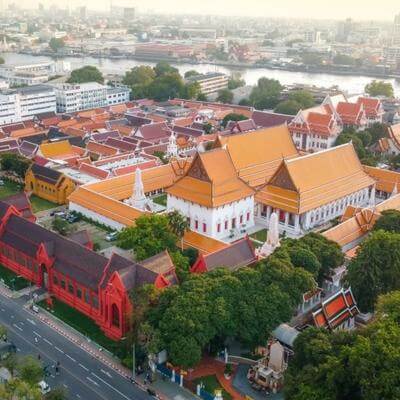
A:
[152, 194, 167, 207]
[37, 297, 131, 361]
[249, 229, 268, 243]
[0, 264, 30, 291]
[193, 375, 232, 400]
[0, 180, 22, 199]
[30, 195, 58, 213]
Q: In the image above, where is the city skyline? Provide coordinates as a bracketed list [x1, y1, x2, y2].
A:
[8, 0, 400, 21]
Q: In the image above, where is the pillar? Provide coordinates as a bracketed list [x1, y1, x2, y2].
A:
[180, 374, 183, 387]
[294, 214, 300, 233]
[266, 206, 272, 223]
[284, 212, 289, 228]
[171, 369, 175, 383]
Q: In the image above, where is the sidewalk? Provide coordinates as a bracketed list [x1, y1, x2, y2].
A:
[24, 301, 198, 400]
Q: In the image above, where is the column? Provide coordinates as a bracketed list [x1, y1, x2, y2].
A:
[294, 214, 300, 233]
[266, 206, 272, 223]
[284, 212, 289, 228]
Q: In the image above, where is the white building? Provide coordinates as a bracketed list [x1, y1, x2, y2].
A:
[0, 85, 56, 125]
[186, 72, 229, 96]
[53, 82, 130, 113]
[166, 148, 255, 240]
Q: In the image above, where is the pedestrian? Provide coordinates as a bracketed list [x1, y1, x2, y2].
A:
[34, 337, 38, 343]
[37, 354, 41, 360]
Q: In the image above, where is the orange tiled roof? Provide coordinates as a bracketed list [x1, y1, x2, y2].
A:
[9, 127, 40, 138]
[323, 193, 400, 248]
[39, 140, 82, 159]
[215, 125, 299, 187]
[166, 148, 254, 207]
[257, 143, 376, 214]
[183, 230, 228, 254]
[388, 124, 400, 150]
[87, 141, 118, 157]
[364, 165, 400, 194]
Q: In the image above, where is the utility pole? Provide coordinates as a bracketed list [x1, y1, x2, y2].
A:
[132, 342, 136, 380]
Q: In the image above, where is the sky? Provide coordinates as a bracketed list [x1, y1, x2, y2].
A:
[14, 0, 400, 21]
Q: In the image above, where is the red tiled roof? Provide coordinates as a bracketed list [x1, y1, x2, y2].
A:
[79, 163, 110, 179]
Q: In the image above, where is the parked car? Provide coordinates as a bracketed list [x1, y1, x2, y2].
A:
[105, 231, 119, 242]
[52, 211, 67, 219]
[66, 212, 80, 223]
[38, 380, 51, 395]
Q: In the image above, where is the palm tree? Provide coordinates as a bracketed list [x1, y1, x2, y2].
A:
[167, 210, 188, 250]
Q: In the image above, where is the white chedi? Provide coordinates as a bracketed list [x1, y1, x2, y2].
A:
[130, 167, 147, 210]
[257, 212, 280, 257]
[166, 130, 178, 158]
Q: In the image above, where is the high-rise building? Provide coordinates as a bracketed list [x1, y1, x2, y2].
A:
[123, 7, 135, 20]
[393, 13, 400, 45]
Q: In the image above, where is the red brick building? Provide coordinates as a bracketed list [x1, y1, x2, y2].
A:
[0, 201, 177, 340]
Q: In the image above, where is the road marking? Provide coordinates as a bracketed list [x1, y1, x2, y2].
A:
[63, 384, 68, 388]
[33, 331, 42, 338]
[12, 323, 23, 332]
[100, 369, 112, 378]
[55, 346, 64, 354]
[79, 363, 89, 372]
[43, 338, 53, 346]
[86, 376, 99, 387]
[27, 318, 36, 326]
[16, 347, 21, 352]
[91, 372, 132, 400]
[76, 395, 81, 399]
[66, 354, 76, 362]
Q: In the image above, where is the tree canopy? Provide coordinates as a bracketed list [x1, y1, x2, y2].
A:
[274, 100, 302, 115]
[284, 295, 400, 400]
[221, 112, 248, 127]
[373, 210, 400, 233]
[249, 78, 283, 110]
[365, 80, 394, 98]
[346, 230, 400, 312]
[145, 257, 314, 368]
[228, 75, 245, 90]
[49, 37, 65, 52]
[216, 88, 234, 104]
[67, 66, 104, 84]
[0, 152, 32, 178]
[122, 66, 156, 99]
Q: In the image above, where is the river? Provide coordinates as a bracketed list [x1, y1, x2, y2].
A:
[3, 52, 400, 96]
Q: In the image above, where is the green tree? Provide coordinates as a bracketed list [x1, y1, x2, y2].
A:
[44, 387, 68, 400]
[118, 214, 178, 260]
[182, 81, 201, 100]
[333, 54, 356, 66]
[0, 152, 32, 178]
[301, 53, 323, 65]
[367, 122, 387, 144]
[184, 70, 199, 78]
[16, 356, 43, 385]
[216, 88, 234, 104]
[221, 112, 248, 128]
[67, 66, 104, 84]
[122, 66, 155, 99]
[0, 324, 6, 340]
[147, 72, 185, 101]
[0, 378, 42, 400]
[153, 151, 168, 164]
[346, 230, 400, 312]
[167, 210, 188, 249]
[374, 210, 400, 233]
[365, 80, 394, 97]
[197, 92, 208, 101]
[51, 217, 71, 236]
[376, 290, 400, 324]
[49, 37, 65, 52]
[228, 75, 245, 90]
[274, 99, 302, 115]
[154, 61, 178, 77]
[288, 246, 321, 277]
[249, 78, 283, 109]
[390, 153, 400, 170]
[289, 90, 315, 109]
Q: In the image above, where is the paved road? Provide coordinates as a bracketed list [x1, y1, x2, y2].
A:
[0, 292, 151, 400]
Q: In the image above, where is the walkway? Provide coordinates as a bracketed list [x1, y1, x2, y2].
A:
[186, 356, 246, 400]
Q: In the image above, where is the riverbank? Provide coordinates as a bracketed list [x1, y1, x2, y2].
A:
[3, 52, 400, 96]
[20, 50, 400, 81]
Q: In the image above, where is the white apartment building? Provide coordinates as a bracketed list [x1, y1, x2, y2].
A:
[187, 72, 229, 96]
[0, 85, 56, 125]
[53, 83, 130, 113]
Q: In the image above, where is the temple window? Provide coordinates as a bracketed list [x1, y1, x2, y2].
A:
[195, 220, 199, 230]
[77, 288, 82, 299]
[61, 279, 66, 290]
[53, 275, 58, 286]
[202, 223, 207, 233]
[111, 303, 120, 328]
[68, 282, 74, 295]
[217, 223, 221, 233]
[92, 295, 99, 309]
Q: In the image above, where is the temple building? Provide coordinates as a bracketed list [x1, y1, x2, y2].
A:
[166, 148, 255, 240]
[0, 201, 177, 340]
[255, 143, 376, 235]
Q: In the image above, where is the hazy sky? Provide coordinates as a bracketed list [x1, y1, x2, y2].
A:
[16, 0, 400, 20]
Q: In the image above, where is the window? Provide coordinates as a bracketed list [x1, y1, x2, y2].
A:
[77, 288, 82, 299]
[224, 220, 228, 230]
[61, 279, 66, 290]
[239, 215, 243, 224]
[202, 223, 207, 233]
[195, 220, 199, 230]
[217, 223, 221, 233]
[111, 304, 120, 328]
[92, 295, 99, 309]
[53, 275, 58, 286]
[232, 218, 236, 229]
[84, 290, 90, 304]
[246, 212, 250, 221]
[68, 282, 74, 294]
